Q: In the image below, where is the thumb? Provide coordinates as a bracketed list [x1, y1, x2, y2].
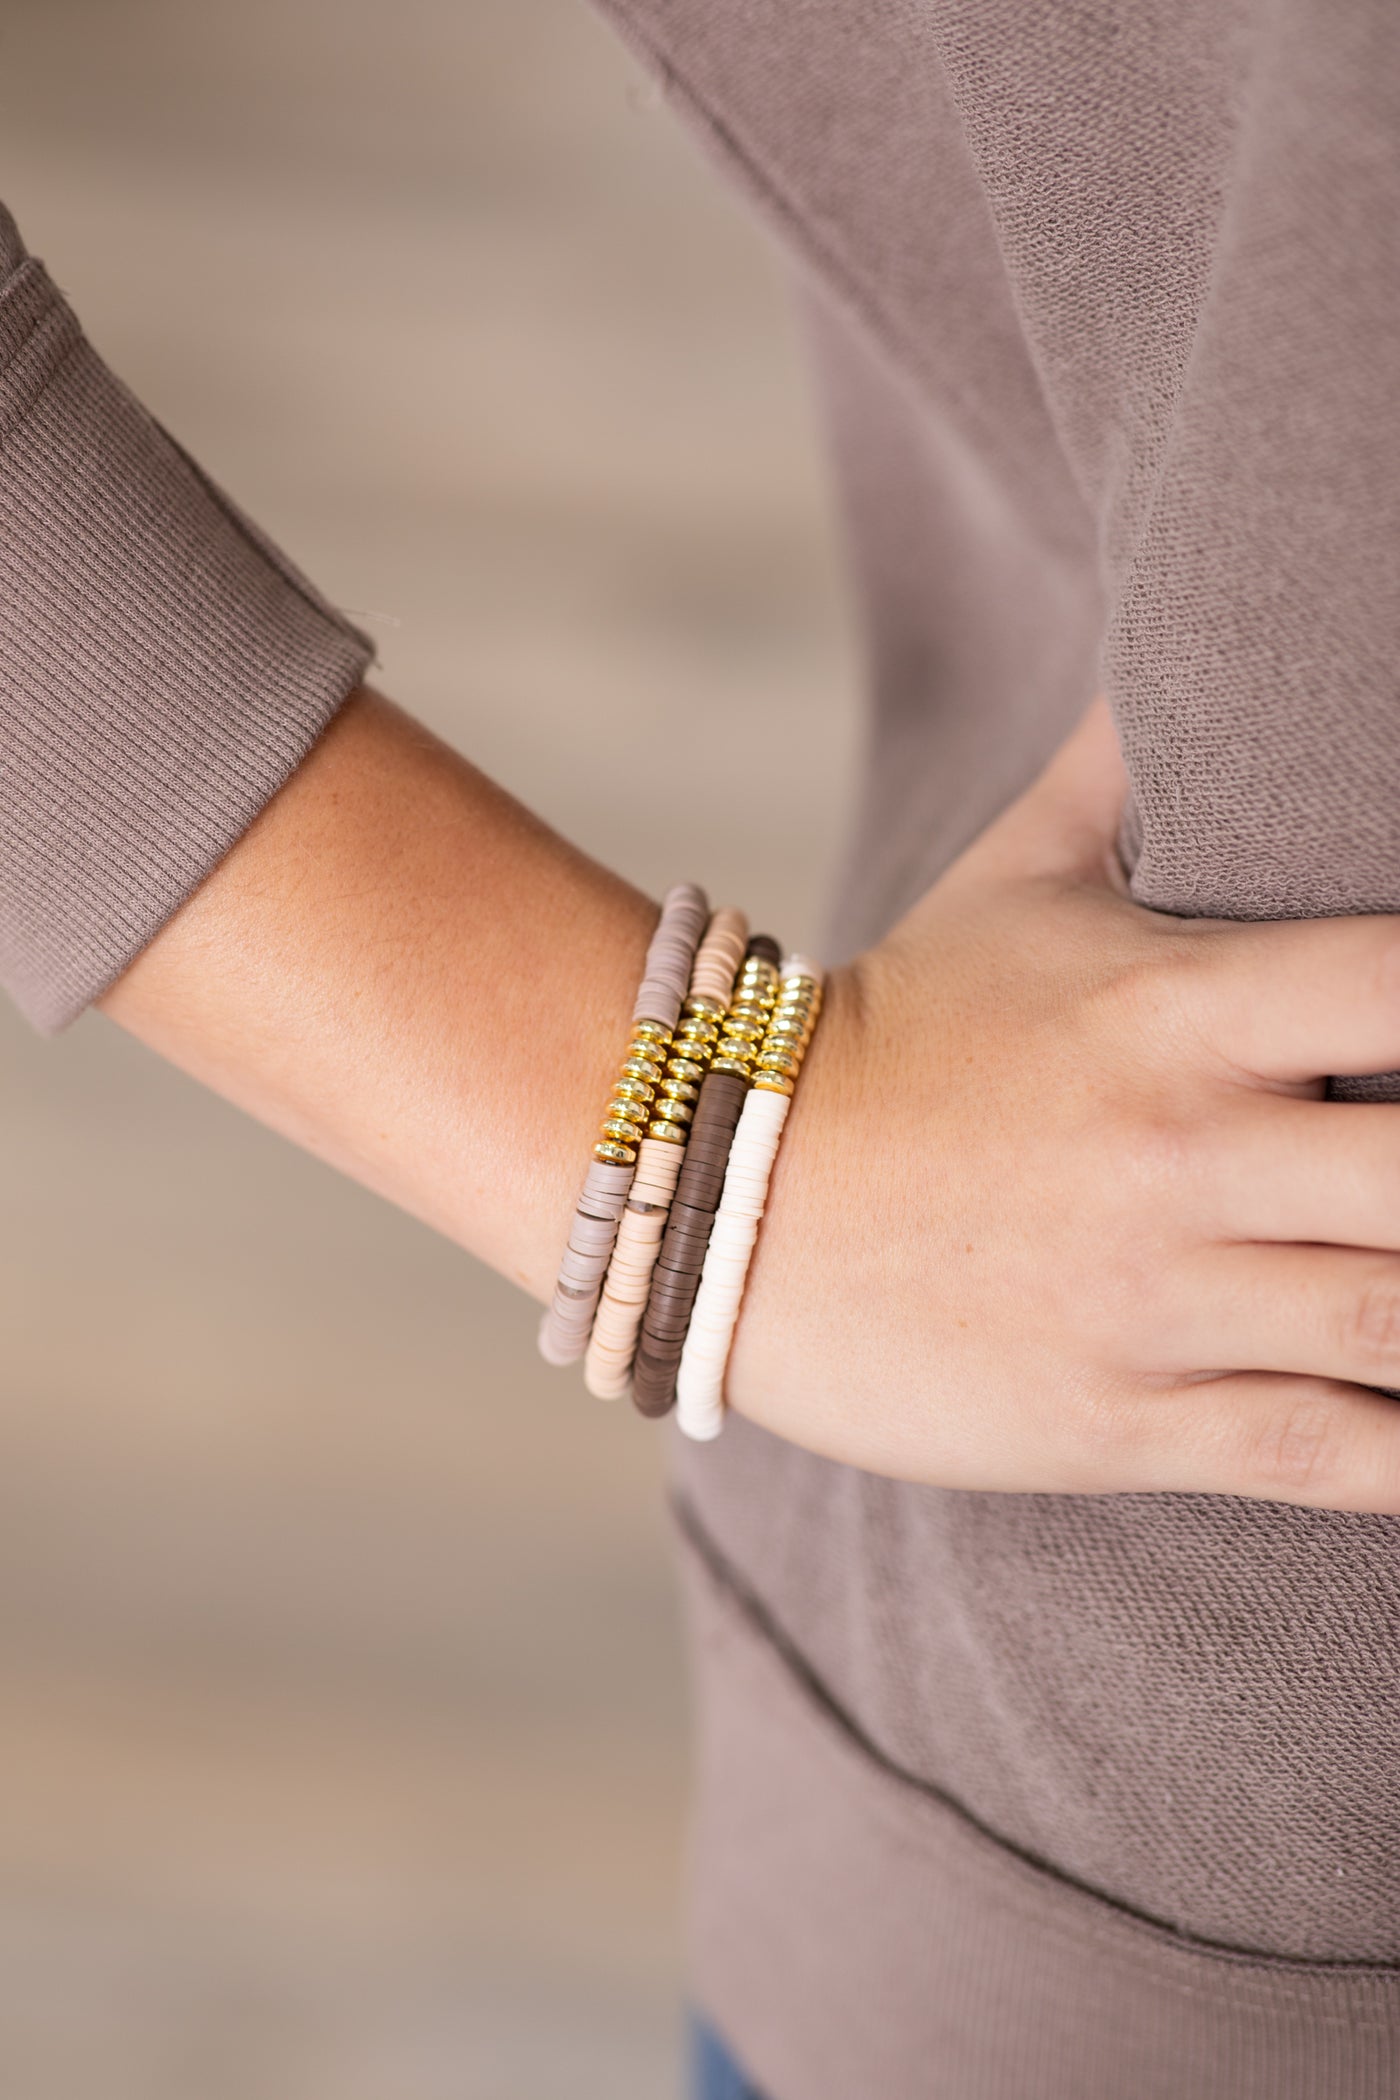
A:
[963, 695, 1131, 888]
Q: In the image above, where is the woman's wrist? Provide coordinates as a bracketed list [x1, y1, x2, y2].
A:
[99, 685, 661, 1298]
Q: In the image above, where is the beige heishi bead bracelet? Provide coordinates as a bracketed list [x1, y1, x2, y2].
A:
[537, 882, 708, 1366]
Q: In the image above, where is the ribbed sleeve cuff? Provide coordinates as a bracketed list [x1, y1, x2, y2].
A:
[0, 205, 376, 1031]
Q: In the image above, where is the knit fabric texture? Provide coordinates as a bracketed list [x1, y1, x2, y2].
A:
[0, 203, 374, 1029]
[582, 0, 1400, 2093]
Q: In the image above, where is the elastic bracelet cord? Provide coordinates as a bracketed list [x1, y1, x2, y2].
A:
[631, 935, 782, 1420]
[676, 955, 824, 1441]
[584, 906, 750, 1399]
[538, 883, 709, 1366]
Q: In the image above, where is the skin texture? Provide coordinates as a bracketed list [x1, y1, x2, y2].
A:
[104, 689, 1400, 1512]
[101, 688, 658, 1297]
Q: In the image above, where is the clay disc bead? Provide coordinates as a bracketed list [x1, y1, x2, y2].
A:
[631, 1068, 748, 1418]
[539, 884, 711, 1367]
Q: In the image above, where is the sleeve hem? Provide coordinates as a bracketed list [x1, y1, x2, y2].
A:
[0, 230, 379, 1032]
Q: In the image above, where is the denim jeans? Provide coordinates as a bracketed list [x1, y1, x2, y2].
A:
[691, 2016, 768, 2100]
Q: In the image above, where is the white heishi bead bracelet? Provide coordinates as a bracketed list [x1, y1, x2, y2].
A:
[676, 954, 824, 1441]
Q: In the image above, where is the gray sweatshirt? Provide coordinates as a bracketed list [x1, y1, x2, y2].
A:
[4, 4, 1400, 2093]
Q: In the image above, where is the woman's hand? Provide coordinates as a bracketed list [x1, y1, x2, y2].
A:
[729, 699, 1400, 1509]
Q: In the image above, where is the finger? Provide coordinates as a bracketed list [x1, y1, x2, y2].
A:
[1186, 911, 1400, 1083]
[1124, 1372, 1400, 1513]
[967, 696, 1131, 886]
[1204, 1095, 1400, 1249]
[1164, 1242, 1400, 1390]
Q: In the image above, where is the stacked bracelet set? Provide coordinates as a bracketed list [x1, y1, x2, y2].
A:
[538, 884, 823, 1440]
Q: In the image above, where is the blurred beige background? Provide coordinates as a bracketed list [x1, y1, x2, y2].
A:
[0, 1, 852, 2094]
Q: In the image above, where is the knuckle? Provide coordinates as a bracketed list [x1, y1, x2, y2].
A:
[1124, 1108, 1195, 1195]
[1086, 1097, 1204, 1229]
[1063, 1377, 1153, 1485]
[1249, 1394, 1342, 1496]
[1366, 932, 1400, 1013]
[1094, 1238, 1174, 1345]
[1100, 941, 1210, 1055]
[1347, 1275, 1400, 1368]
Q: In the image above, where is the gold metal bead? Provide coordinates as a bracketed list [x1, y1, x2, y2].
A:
[612, 1077, 655, 1105]
[647, 1118, 688, 1145]
[655, 1096, 694, 1124]
[756, 1051, 801, 1078]
[659, 1078, 699, 1104]
[753, 1073, 795, 1096]
[667, 1056, 708, 1084]
[711, 1055, 756, 1078]
[593, 1138, 637, 1164]
[633, 1020, 672, 1045]
[676, 1017, 720, 1045]
[606, 1097, 650, 1128]
[622, 1056, 665, 1084]
[684, 994, 726, 1017]
[721, 1019, 765, 1045]
[602, 1115, 647, 1145]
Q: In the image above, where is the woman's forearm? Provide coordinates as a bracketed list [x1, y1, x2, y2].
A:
[99, 686, 657, 1299]
[98, 683, 1400, 1518]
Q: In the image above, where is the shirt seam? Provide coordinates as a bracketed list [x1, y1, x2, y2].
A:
[672, 1485, 1400, 2003]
